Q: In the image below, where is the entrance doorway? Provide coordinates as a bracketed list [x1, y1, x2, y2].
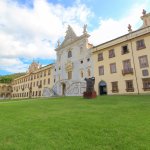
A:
[62, 83, 66, 95]
[99, 81, 107, 95]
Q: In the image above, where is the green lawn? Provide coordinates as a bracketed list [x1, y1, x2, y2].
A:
[0, 95, 150, 150]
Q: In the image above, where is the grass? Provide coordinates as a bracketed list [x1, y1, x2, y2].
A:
[0, 95, 150, 150]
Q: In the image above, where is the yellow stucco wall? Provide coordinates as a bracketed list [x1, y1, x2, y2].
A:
[92, 27, 150, 95]
[12, 64, 54, 99]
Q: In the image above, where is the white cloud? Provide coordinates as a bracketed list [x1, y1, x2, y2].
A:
[0, 58, 28, 73]
[89, 1, 150, 45]
[0, 0, 150, 74]
[0, 0, 92, 73]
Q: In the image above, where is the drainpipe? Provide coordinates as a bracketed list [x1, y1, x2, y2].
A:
[129, 36, 140, 94]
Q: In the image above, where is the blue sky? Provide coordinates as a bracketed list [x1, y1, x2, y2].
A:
[0, 0, 150, 75]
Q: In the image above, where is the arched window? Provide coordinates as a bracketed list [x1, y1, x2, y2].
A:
[88, 69, 91, 77]
[81, 71, 84, 78]
[68, 71, 72, 80]
[68, 51, 72, 58]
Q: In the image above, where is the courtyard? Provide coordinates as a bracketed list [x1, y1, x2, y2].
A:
[0, 95, 150, 150]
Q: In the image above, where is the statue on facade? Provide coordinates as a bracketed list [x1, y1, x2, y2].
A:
[128, 24, 132, 32]
[83, 24, 87, 34]
[57, 40, 60, 47]
[142, 9, 146, 15]
[83, 77, 97, 99]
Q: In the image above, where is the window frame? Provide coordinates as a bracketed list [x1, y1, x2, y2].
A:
[125, 80, 134, 92]
[110, 63, 117, 74]
[111, 81, 119, 93]
[98, 53, 103, 61]
[139, 55, 149, 68]
[68, 51, 72, 58]
[121, 45, 129, 55]
[136, 39, 146, 50]
[99, 65, 104, 75]
[109, 49, 115, 58]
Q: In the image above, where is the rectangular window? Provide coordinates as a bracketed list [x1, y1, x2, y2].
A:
[38, 80, 42, 88]
[142, 78, 150, 91]
[98, 53, 103, 61]
[123, 59, 131, 69]
[121, 45, 129, 55]
[142, 69, 149, 76]
[48, 78, 50, 84]
[122, 59, 133, 75]
[40, 72, 42, 77]
[110, 63, 116, 73]
[99, 66, 104, 75]
[139, 55, 149, 68]
[111, 82, 118, 93]
[68, 71, 72, 80]
[48, 69, 51, 75]
[34, 74, 36, 79]
[44, 79, 46, 85]
[136, 39, 146, 50]
[109, 49, 115, 58]
[126, 80, 134, 92]
[44, 71, 46, 76]
[39, 91, 41, 96]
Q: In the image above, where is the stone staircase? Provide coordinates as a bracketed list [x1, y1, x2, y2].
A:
[65, 81, 86, 96]
[42, 80, 86, 97]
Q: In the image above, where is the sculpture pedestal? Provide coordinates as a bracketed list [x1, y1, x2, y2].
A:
[83, 91, 97, 99]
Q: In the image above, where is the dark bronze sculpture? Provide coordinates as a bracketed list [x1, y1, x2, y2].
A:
[84, 77, 95, 92]
[83, 77, 97, 99]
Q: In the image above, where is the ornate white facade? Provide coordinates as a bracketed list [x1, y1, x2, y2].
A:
[51, 25, 93, 96]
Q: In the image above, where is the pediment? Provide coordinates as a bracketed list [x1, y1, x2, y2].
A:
[61, 25, 77, 47]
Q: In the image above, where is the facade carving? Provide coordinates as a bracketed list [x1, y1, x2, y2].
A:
[28, 61, 41, 73]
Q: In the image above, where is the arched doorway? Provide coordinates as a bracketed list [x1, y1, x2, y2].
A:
[99, 81, 107, 95]
[62, 83, 66, 96]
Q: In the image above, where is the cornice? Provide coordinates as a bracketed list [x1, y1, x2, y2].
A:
[92, 26, 150, 53]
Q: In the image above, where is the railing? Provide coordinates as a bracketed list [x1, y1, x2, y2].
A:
[126, 88, 134, 92]
[143, 87, 150, 91]
[112, 89, 119, 93]
[122, 68, 133, 75]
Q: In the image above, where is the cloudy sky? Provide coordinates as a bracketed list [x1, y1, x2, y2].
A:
[0, 0, 150, 75]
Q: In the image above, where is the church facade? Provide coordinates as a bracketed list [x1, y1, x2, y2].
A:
[52, 25, 93, 96]
[10, 10, 150, 99]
